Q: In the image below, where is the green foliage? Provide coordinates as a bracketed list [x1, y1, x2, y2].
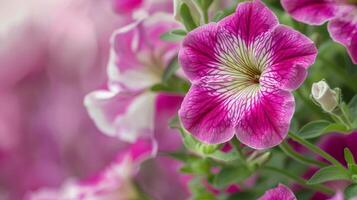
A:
[179, 123, 220, 156]
[212, 165, 251, 188]
[160, 29, 187, 41]
[189, 177, 216, 200]
[180, 3, 198, 31]
[297, 120, 349, 139]
[345, 184, 357, 200]
[308, 166, 350, 184]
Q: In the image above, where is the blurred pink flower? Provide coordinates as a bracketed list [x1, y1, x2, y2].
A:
[178, 0, 317, 149]
[0, 0, 131, 199]
[84, 13, 183, 147]
[258, 184, 296, 200]
[27, 139, 156, 200]
[281, 0, 357, 64]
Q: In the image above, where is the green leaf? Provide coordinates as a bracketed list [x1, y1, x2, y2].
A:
[213, 165, 251, 188]
[298, 120, 331, 138]
[345, 184, 357, 200]
[349, 95, 357, 127]
[323, 123, 349, 133]
[180, 3, 198, 31]
[308, 166, 350, 184]
[345, 148, 356, 165]
[189, 177, 216, 200]
[160, 29, 186, 41]
[207, 149, 240, 162]
[297, 120, 349, 139]
[179, 124, 220, 155]
[180, 158, 212, 175]
[162, 56, 179, 82]
[150, 76, 190, 94]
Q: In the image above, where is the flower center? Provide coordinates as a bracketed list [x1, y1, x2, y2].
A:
[217, 40, 267, 91]
[253, 74, 261, 84]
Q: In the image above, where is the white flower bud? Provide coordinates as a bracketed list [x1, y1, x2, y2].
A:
[311, 80, 339, 112]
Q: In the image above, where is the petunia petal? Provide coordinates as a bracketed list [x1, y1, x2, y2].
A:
[261, 25, 317, 91]
[179, 23, 220, 81]
[219, 0, 278, 45]
[328, 7, 357, 64]
[179, 83, 235, 144]
[281, 0, 340, 25]
[84, 90, 156, 143]
[235, 89, 295, 149]
[258, 184, 297, 200]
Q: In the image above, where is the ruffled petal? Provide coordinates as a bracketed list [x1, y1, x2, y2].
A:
[328, 7, 357, 64]
[281, 0, 340, 25]
[261, 25, 317, 91]
[235, 89, 295, 149]
[219, 0, 278, 45]
[258, 184, 297, 200]
[110, 13, 180, 90]
[179, 83, 236, 144]
[84, 90, 156, 143]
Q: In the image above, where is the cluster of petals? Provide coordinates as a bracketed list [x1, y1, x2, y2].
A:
[179, 0, 317, 149]
[281, 0, 357, 64]
[84, 12, 183, 151]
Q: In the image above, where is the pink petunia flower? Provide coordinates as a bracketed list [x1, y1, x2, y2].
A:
[258, 184, 297, 200]
[281, 0, 357, 64]
[178, 0, 317, 149]
[84, 13, 183, 148]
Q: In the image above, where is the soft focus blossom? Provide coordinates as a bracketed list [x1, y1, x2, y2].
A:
[311, 80, 339, 112]
[178, 0, 317, 149]
[27, 139, 156, 200]
[85, 13, 182, 145]
[0, 0, 127, 199]
[281, 0, 357, 64]
[258, 184, 297, 200]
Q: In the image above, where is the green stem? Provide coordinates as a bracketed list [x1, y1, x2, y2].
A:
[288, 132, 345, 169]
[231, 138, 245, 161]
[340, 104, 353, 128]
[261, 166, 334, 195]
[203, 10, 209, 24]
[330, 112, 350, 129]
[279, 141, 327, 168]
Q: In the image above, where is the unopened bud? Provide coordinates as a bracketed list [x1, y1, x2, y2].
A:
[311, 80, 339, 112]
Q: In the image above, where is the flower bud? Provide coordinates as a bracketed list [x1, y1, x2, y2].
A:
[311, 80, 339, 112]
